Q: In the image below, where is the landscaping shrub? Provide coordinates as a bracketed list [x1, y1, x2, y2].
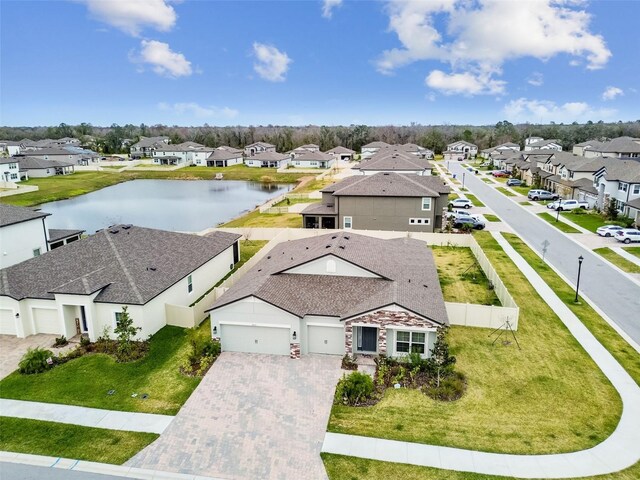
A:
[19, 348, 54, 374]
[53, 336, 68, 347]
[334, 371, 375, 406]
[181, 328, 221, 377]
[341, 354, 357, 371]
[423, 371, 466, 401]
[114, 307, 142, 362]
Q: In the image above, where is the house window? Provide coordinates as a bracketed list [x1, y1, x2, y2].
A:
[421, 198, 432, 211]
[618, 182, 628, 192]
[343, 216, 352, 229]
[187, 274, 193, 293]
[633, 185, 640, 195]
[32, 248, 41, 257]
[9, 163, 16, 169]
[10, 173, 17, 180]
[409, 218, 430, 225]
[396, 331, 426, 354]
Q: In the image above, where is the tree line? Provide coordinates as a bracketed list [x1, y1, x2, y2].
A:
[1, 120, 639, 154]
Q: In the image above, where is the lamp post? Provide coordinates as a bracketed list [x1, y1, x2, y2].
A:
[574, 255, 584, 303]
[462, 172, 466, 189]
[556, 205, 561, 222]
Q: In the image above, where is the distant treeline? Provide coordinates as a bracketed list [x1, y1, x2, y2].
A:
[2, 120, 639, 154]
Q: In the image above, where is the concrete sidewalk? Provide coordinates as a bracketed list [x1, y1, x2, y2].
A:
[613, 246, 640, 267]
[0, 399, 173, 434]
[322, 231, 640, 478]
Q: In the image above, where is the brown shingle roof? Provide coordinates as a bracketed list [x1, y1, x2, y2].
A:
[321, 172, 449, 198]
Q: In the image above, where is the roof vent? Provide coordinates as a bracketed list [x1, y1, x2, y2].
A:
[267, 255, 271, 259]
[423, 284, 428, 288]
[305, 246, 309, 250]
[339, 245, 345, 250]
[326, 245, 331, 248]
[331, 235, 337, 239]
[383, 173, 390, 175]
[258, 269, 262, 272]
[108, 228, 119, 234]
[408, 279, 411, 283]
[122, 224, 132, 230]
[344, 235, 350, 240]
[147, 266, 156, 271]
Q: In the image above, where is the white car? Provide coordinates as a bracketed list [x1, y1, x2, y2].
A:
[546, 199, 589, 211]
[614, 229, 640, 244]
[449, 198, 473, 209]
[596, 225, 624, 237]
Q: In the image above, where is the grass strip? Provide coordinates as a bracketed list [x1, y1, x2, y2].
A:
[465, 194, 485, 207]
[495, 187, 516, 197]
[593, 247, 640, 274]
[483, 214, 500, 222]
[537, 212, 582, 233]
[623, 246, 640, 260]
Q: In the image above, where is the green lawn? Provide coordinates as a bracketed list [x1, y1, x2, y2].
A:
[537, 212, 582, 233]
[560, 212, 614, 233]
[291, 177, 336, 194]
[448, 193, 459, 201]
[519, 201, 532, 206]
[0, 325, 206, 415]
[0, 417, 157, 465]
[593, 247, 640, 274]
[511, 185, 531, 196]
[504, 234, 640, 385]
[495, 187, 516, 197]
[483, 214, 500, 222]
[481, 178, 494, 184]
[623, 246, 640, 260]
[328, 232, 621, 455]
[221, 209, 302, 228]
[273, 196, 320, 207]
[464, 194, 485, 207]
[322, 454, 640, 480]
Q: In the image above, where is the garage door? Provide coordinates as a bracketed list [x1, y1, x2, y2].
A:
[308, 325, 345, 355]
[0, 309, 17, 336]
[33, 308, 62, 335]
[220, 324, 290, 356]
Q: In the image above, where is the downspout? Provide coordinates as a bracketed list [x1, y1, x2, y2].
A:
[42, 217, 49, 252]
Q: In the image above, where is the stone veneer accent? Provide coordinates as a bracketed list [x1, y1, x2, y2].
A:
[290, 343, 301, 359]
[344, 310, 441, 356]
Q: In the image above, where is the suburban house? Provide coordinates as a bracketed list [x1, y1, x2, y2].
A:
[291, 144, 320, 156]
[204, 147, 244, 167]
[0, 204, 50, 269]
[301, 172, 450, 231]
[0, 158, 21, 183]
[361, 141, 391, 159]
[524, 138, 562, 152]
[0, 140, 23, 156]
[245, 151, 290, 168]
[594, 159, 640, 224]
[581, 137, 640, 159]
[354, 149, 434, 175]
[48, 228, 85, 250]
[207, 232, 448, 358]
[152, 142, 214, 166]
[291, 151, 335, 169]
[15, 156, 75, 178]
[326, 146, 355, 162]
[130, 136, 170, 158]
[0, 225, 241, 339]
[443, 141, 478, 161]
[573, 140, 605, 156]
[553, 157, 607, 200]
[480, 142, 521, 159]
[14, 148, 81, 165]
[244, 142, 276, 157]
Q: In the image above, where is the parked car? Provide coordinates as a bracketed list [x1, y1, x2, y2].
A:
[492, 170, 510, 177]
[453, 215, 485, 230]
[615, 229, 640, 244]
[449, 198, 473, 209]
[596, 225, 625, 237]
[528, 189, 559, 201]
[546, 199, 589, 211]
[446, 209, 474, 220]
[479, 162, 491, 167]
[506, 179, 523, 187]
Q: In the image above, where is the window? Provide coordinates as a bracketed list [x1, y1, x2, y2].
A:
[10, 173, 17, 180]
[396, 331, 426, 354]
[115, 311, 123, 327]
[32, 248, 41, 257]
[343, 216, 352, 229]
[9, 163, 16, 169]
[633, 185, 640, 195]
[409, 218, 430, 225]
[187, 274, 193, 293]
[618, 182, 628, 192]
[421, 197, 432, 211]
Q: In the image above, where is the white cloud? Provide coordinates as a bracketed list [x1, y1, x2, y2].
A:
[425, 70, 505, 95]
[78, 0, 177, 36]
[602, 86, 623, 101]
[158, 102, 239, 119]
[252, 43, 292, 82]
[503, 97, 616, 123]
[322, 0, 343, 19]
[377, 0, 611, 94]
[131, 40, 192, 78]
[527, 72, 544, 87]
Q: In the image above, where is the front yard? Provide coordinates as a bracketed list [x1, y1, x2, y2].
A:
[561, 211, 622, 232]
[327, 232, 621, 455]
[537, 212, 582, 233]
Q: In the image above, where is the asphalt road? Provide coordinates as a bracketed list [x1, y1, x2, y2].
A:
[0, 463, 123, 480]
[450, 162, 640, 344]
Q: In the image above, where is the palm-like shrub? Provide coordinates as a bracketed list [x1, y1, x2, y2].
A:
[19, 347, 54, 374]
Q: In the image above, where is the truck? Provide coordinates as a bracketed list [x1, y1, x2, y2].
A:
[546, 199, 589, 211]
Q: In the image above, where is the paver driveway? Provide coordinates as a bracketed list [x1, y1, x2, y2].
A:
[128, 352, 343, 480]
[0, 334, 76, 380]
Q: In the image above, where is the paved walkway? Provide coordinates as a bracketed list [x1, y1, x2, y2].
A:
[129, 353, 343, 480]
[0, 334, 77, 381]
[614, 246, 640, 266]
[322, 231, 640, 478]
[0, 399, 173, 434]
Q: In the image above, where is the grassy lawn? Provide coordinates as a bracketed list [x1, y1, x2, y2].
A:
[511, 185, 531, 196]
[0, 417, 157, 465]
[483, 214, 500, 222]
[504, 234, 640, 385]
[221, 208, 302, 228]
[493, 176, 507, 183]
[432, 246, 500, 305]
[0, 325, 207, 415]
[623, 246, 640, 260]
[495, 187, 516, 197]
[448, 193, 459, 201]
[560, 211, 613, 233]
[537, 212, 582, 233]
[291, 177, 336, 194]
[481, 178, 494, 184]
[132, 163, 176, 168]
[328, 231, 621, 455]
[593, 247, 640, 274]
[273, 196, 320, 207]
[519, 201, 532, 206]
[464, 194, 485, 207]
[322, 454, 640, 480]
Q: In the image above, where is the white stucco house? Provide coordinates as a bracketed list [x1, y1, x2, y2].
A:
[204, 147, 244, 167]
[1, 158, 21, 183]
[244, 142, 276, 157]
[361, 141, 391, 159]
[0, 204, 50, 270]
[0, 226, 241, 339]
[326, 146, 355, 162]
[593, 159, 640, 223]
[291, 151, 335, 169]
[245, 151, 290, 168]
[208, 232, 448, 359]
[443, 141, 478, 161]
[524, 139, 563, 152]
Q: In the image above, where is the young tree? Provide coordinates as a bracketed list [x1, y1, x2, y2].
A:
[428, 326, 456, 387]
[114, 306, 141, 359]
[605, 197, 619, 220]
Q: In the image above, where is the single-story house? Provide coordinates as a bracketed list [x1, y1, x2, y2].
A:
[354, 150, 434, 175]
[326, 146, 355, 162]
[361, 141, 391, 159]
[244, 142, 276, 157]
[291, 151, 335, 169]
[301, 172, 450, 231]
[16, 156, 75, 178]
[207, 232, 448, 358]
[0, 204, 50, 269]
[245, 151, 290, 168]
[0, 226, 241, 339]
[205, 148, 244, 167]
[292, 144, 320, 154]
[48, 228, 85, 250]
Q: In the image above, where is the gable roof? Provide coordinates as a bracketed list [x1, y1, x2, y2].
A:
[598, 159, 640, 183]
[527, 138, 561, 147]
[0, 226, 240, 304]
[326, 146, 355, 155]
[447, 140, 477, 148]
[362, 141, 390, 149]
[15, 148, 76, 157]
[132, 136, 169, 148]
[249, 151, 290, 161]
[0, 204, 50, 228]
[246, 141, 275, 149]
[208, 232, 448, 325]
[588, 136, 640, 154]
[294, 151, 333, 161]
[355, 150, 434, 172]
[17, 156, 75, 170]
[207, 149, 243, 161]
[320, 172, 449, 198]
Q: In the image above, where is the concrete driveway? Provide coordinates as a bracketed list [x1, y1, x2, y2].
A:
[0, 334, 76, 380]
[128, 352, 343, 480]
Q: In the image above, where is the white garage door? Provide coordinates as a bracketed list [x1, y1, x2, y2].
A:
[308, 325, 345, 355]
[33, 308, 62, 335]
[0, 309, 17, 336]
[220, 324, 290, 356]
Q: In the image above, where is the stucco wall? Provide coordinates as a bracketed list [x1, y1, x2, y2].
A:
[0, 218, 48, 269]
[284, 255, 379, 277]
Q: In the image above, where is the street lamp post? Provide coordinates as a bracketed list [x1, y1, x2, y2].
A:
[574, 255, 584, 303]
[463, 172, 466, 189]
[556, 205, 561, 222]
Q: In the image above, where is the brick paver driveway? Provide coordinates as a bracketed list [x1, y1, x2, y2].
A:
[128, 352, 343, 480]
[0, 334, 76, 380]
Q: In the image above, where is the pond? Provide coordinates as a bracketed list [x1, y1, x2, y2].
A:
[39, 179, 292, 233]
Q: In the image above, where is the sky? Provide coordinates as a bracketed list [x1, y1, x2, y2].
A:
[1, 0, 639, 127]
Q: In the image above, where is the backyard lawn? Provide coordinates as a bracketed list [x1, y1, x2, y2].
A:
[537, 212, 582, 233]
[495, 187, 516, 197]
[0, 324, 208, 415]
[221, 209, 302, 228]
[0, 417, 157, 465]
[328, 232, 621, 455]
[593, 247, 640, 274]
[561, 211, 619, 233]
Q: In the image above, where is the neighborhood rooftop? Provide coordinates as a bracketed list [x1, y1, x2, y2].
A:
[321, 172, 450, 197]
[0, 204, 50, 228]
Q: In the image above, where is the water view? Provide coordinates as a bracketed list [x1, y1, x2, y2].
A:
[40, 179, 292, 233]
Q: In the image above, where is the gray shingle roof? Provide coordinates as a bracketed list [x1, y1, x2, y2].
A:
[207, 149, 242, 161]
[356, 150, 434, 172]
[294, 151, 333, 161]
[48, 228, 85, 243]
[246, 142, 275, 149]
[326, 146, 355, 155]
[301, 203, 337, 215]
[600, 159, 640, 183]
[321, 172, 449, 198]
[528, 139, 561, 147]
[249, 151, 290, 161]
[0, 204, 50, 228]
[0, 226, 240, 304]
[209, 232, 448, 325]
[132, 136, 169, 148]
[362, 141, 390, 149]
[16, 148, 75, 157]
[17, 156, 75, 170]
[588, 137, 640, 154]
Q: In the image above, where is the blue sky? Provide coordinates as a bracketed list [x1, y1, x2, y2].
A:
[1, 0, 639, 127]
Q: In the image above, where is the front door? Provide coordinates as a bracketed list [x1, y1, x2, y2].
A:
[80, 306, 88, 333]
[357, 326, 377, 353]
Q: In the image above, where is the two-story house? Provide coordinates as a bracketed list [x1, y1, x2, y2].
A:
[152, 142, 214, 166]
[594, 159, 640, 224]
[480, 142, 521, 159]
[0, 204, 50, 269]
[443, 141, 478, 161]
[524, 138, 562, 152]
[130, 136, 170, 158]
[582, 137, 640, 159]
[0, 158, 21, 183]
[244, 142, 276, 157]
